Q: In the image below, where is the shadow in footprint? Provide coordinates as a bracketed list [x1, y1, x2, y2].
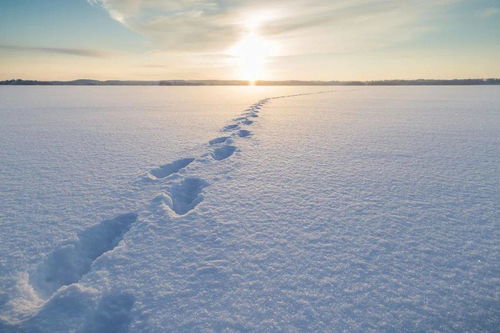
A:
[209, 137, 229, 145]
[149, 158, 194, 179]
[166, 177, 208, 215]
[241, 119, 253, 125]
[20, 284, 98, 333]
[30, 213, 138, 298]
[237, 130, 251, 138]
[222, 124, 239, 132]
[80, 293, 135, 333]
[0, 321, 15, 333]
[211, 146, 236, 161]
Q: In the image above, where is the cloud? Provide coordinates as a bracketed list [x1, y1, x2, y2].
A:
[88, 0, 459, 55]
[89, 0, 238, 52]
[477, 7, 499, 18]
[0, 45, 106, 57]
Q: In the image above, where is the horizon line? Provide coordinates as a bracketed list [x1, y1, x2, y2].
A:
[1, 78, 500, 86]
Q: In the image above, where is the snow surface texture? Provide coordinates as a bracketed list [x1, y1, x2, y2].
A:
[0, 86, 499, 332]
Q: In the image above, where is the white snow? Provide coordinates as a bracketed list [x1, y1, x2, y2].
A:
[0, 86, 499, 332]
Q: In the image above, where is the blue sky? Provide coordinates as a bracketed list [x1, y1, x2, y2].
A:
[0, 0, 145, 52]
[0, 0, 499, 80]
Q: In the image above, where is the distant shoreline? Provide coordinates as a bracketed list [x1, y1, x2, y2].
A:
[1, 79, 499, 86]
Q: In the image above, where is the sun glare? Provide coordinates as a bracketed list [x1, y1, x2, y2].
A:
[230, 16, 275, 84]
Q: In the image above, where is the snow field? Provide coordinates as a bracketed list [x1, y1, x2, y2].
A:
[0, 86, 498, 332]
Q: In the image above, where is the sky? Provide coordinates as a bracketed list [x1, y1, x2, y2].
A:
[0, 0, 499, 81]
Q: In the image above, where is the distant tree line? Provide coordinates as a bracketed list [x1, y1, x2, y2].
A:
[1, 78, 499, 86]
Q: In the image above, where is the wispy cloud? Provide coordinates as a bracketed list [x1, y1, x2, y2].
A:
[89, 0, 459, 55]
[0, 44, 106, 57]
[477, 7, 499, 18]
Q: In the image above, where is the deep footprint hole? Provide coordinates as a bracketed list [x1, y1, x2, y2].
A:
[30, 213, 138, 298]
[167, 177, 208, 215]
[211, 145, 236, 161]
[149, 158, 194, 179]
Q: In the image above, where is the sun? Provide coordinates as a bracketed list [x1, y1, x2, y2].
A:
[229, 16, 275, 84]
[232, 33, 270, 84]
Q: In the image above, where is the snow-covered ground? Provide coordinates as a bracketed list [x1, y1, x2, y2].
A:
[0, 86, 498, 332]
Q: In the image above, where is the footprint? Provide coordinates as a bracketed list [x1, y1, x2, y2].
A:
[222, 124, 239, 132]
[30, 213, 138, 298]
[237, 130, 251, 138]
[165, 177, 208, 215]
[80, 293, 135, 333]
[208, 137, 230, 145]
[211, 145, 236, 161]
[241, 119, 253, 125]
[149, 158, 194, 179]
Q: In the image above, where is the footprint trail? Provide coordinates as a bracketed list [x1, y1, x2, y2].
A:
[7, 90, 335, 329]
